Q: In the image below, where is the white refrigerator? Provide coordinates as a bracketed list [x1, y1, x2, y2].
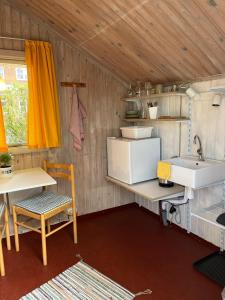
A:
[107, 137, 160, 184]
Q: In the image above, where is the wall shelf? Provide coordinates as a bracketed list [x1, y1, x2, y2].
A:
[124, 117, 190, 123]
[122, 91, 191, 158]
[121, 92, 186, 102]
[61, 82, 86, 88]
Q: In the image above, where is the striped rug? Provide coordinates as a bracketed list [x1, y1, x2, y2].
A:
[21, 261, 136, 300]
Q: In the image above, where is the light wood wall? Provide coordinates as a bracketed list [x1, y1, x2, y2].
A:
[1, 0, 224, 249]
[0, 0, 134, 215]
[8, 0, 225, 83]
[136, 78, 225, 248]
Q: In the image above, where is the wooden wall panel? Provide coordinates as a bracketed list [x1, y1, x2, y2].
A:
[136, 78, 225, 249]
[7, 0, 225, 83]
[2, 0, 225, 249]
[0, 0, 134, 216]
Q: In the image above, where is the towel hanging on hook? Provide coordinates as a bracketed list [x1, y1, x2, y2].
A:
[69, 85, 87, 151]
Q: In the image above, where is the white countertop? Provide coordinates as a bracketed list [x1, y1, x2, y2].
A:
[106, 176, 184, 201]
[0, 168, 56, 194]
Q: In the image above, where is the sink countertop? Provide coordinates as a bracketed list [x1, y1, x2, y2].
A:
[106, 176, 184, 201]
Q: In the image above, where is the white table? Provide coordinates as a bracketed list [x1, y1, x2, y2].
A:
[0, 168, 57, 206]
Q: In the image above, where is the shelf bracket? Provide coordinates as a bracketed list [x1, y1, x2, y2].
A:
[60, 82, 86, 88]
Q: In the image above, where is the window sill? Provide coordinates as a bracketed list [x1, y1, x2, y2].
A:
[9, 146, 50, 155]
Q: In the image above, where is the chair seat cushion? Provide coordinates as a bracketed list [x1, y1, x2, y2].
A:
[15, 191, 72, 215]
[0, 201, 5, 218]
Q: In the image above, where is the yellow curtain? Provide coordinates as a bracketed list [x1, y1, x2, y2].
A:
[0, 100, 8, 152]
[25, 40, 60, 148]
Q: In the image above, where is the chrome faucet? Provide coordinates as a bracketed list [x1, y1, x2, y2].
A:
[193, 135, 204, 161]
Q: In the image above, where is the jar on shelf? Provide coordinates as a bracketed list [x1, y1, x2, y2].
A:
[135, 81, 142, 96]
[127, 83, 135, 97]
[155, 84, 163, 94]
[144, 81, 152, 96]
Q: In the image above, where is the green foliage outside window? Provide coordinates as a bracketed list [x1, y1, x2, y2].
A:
[1, 82, 28, 145]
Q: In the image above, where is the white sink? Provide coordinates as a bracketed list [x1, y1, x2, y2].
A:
[165, 156, 225, 189]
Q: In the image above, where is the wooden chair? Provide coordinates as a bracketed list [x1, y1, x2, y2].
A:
[12, 161, 77, 266]
[0, 201, 11, 276]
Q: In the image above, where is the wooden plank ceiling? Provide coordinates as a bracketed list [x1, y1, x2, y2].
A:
[7, 0, 225, 83]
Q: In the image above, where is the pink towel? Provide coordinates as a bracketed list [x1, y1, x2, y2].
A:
[69, 86, 87, 150]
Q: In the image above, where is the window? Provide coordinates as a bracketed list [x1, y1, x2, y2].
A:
[0, 62, 28, 146]
[0, 66, 4, 79]
[16, 67, 27, 81]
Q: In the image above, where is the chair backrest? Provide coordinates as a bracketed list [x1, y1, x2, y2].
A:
[43, 161, 76, 205]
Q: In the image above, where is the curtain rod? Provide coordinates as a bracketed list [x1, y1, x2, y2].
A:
[0, 36, 25, 41]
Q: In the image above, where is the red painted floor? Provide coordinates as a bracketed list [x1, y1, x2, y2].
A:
[0, 203, 221, 300]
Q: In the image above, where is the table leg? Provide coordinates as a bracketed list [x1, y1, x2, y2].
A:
[12, 207, 19, 252]
[4, 206, 11, 250]
[3, 193, 10, 211]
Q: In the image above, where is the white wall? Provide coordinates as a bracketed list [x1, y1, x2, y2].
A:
[136, 77, 225, 249]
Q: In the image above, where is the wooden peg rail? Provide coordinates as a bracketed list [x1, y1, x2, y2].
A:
[60, 82, 86, 88]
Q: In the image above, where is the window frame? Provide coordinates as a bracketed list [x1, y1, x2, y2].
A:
[0, 66, 5, 79]
[0, 49, 25, 63]
[15, 67, 27, 81]
[0, 50, 49, 154]
[0, 50, 28, 149]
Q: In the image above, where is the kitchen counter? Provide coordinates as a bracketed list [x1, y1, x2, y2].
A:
[106, 176, 184, 201]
